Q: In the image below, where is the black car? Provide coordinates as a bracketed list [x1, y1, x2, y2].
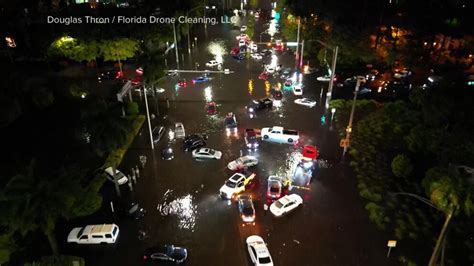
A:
[161, 146, 174, 160]
[152, 126, 165, 143]
[98, 70, 119, 82]
[117, 201, 146, 220]
[224, 113, 238, 131]
[143, 245, 188, 264]
[244, 129, 259, 149]
[237, 194, 256, 224]
[270, 89, 283, 100]
[246, 98, 273, 113]
[183, 134, 207, 151]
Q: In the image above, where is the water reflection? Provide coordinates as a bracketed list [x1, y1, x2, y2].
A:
[204, 86, 213, 102]
[248, 79, 254, 95]
[157, 190, 198, 231]
[264, 80, 271, 96]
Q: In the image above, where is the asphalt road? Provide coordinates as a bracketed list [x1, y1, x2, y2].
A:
[62, 6, 396, 266]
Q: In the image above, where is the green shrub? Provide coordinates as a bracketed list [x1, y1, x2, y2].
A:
[25, 255, 85, 266]
[125, 102, 139, 115]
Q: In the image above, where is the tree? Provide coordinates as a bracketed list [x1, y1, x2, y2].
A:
[422, 167, 474, 266]
[391, 154, 413, 178]
[0, 161, 102, 256]
[99, 38, 138, 74]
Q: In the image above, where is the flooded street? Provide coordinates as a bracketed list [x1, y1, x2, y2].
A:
[66, 6, 391, 266]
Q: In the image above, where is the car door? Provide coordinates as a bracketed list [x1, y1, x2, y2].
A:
[78, 234, 89, 244]
[237, 181, 245, 193]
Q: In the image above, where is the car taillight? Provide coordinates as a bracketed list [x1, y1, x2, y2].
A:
[241, 214, 245, 219]
[143, 255, 148, 260]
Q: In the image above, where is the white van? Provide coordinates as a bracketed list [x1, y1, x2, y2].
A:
[67, 224, 119, 244]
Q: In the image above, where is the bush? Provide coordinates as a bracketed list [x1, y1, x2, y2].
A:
[25, 255, 85, 266]
[125, 102, 139, 115]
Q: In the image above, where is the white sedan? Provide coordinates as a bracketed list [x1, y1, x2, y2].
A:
[292, 84, 303, 96]
[246, 235, 273, 266]
[192, 148, 222, 160]
[269, 194, 303, 217]
[251, 53, 262, 60]
[227, 155, 259, 171]
[206, 60, 221, 67]
[294, 98, 316, 108]
[239, 40, 247, 47]
[241, 25, 247, 32]
[265, 66, 276, 74]
[104, 167, 128, 185]
[249, 43, 258, 52]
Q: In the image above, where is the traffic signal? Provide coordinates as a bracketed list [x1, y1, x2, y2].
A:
[320, 115, 326, 125]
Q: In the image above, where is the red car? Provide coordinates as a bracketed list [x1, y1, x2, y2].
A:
[230, 47, 240, 56]
[302, 145, 319, 161]
[178, 79, 187, 88]
[206, 101, 217, 115]
[258, 71, 269, 80]
[131, 76, 142, 86]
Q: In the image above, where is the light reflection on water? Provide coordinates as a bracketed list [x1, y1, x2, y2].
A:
[157, 190, 198, 231]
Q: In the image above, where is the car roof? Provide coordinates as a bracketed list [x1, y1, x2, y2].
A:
[229, 173, 245, 182]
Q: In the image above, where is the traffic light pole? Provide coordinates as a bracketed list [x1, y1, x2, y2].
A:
[342, 77, 363, 157]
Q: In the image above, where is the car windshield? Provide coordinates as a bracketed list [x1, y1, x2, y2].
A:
[225, 180, 237, 188]
[243, 205, 254, 216]
[77, 228, 84, 238]
[274, 201, 284, 208]
[270, 184, 280, 193]
[259, 256, 272, 264]
[208, 149, 215, 155]
[128, 203, 139, 213]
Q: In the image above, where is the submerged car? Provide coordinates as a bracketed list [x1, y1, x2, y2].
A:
[244, 128, 259, 149]
[292, 84, 303, 96]
[192, 147, 223, 160]
[219, 172, 256, 199]
[192, 75, 210, 84]
[183, 134, 207, 151]
[269, 194, 303, 217]
[238, 194, 256, 224]
[104, 167, 128, 185]
[174, 122, 186, 139]
[143, 245, 188, 264]
[246, 235, 273, 266]
[152, 126, 165, 143]
[206, 101, 217, 115]
[206, 60, 221, 67]
[224, 112, 238, 135]
[246, 98, 273, 113]
[227, 155, 259, 171]
[117, 201, 146, 220]
[161, 146, 174, 160]
[267, 176, 283, 199]
[294, 98, 316, 108]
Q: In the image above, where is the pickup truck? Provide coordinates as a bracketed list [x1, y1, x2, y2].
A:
[261, 126, 299, 144]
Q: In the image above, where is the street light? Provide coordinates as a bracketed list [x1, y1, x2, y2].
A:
[342, 76, 365, 157]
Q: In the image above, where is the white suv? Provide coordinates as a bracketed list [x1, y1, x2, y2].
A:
[67, 224, 119, 244]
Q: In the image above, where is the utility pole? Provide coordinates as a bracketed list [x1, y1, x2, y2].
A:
[173, 22, 180, 69]
[143, 86, 154, 150]
[342, 76, 363, 157]
[187, 11, 191, 54]
[299, 40, 305, 68]
[325, 45, 338, 109]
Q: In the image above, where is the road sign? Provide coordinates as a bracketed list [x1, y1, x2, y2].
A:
[386, 240, 397, 258]
[387, 240, 397, 247]
[339, 139, 349, 148]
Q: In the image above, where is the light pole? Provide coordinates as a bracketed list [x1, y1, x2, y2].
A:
[295, 18, 301, 60]
[143, 86, 154, 150]
[172, 22, 180, 69]
[326, 45, 339, 108]
[342, 76, 364, 157]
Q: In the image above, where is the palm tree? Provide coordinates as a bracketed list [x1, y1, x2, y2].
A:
[1, 161, 86, 255]
[422, 166, 474, 266]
